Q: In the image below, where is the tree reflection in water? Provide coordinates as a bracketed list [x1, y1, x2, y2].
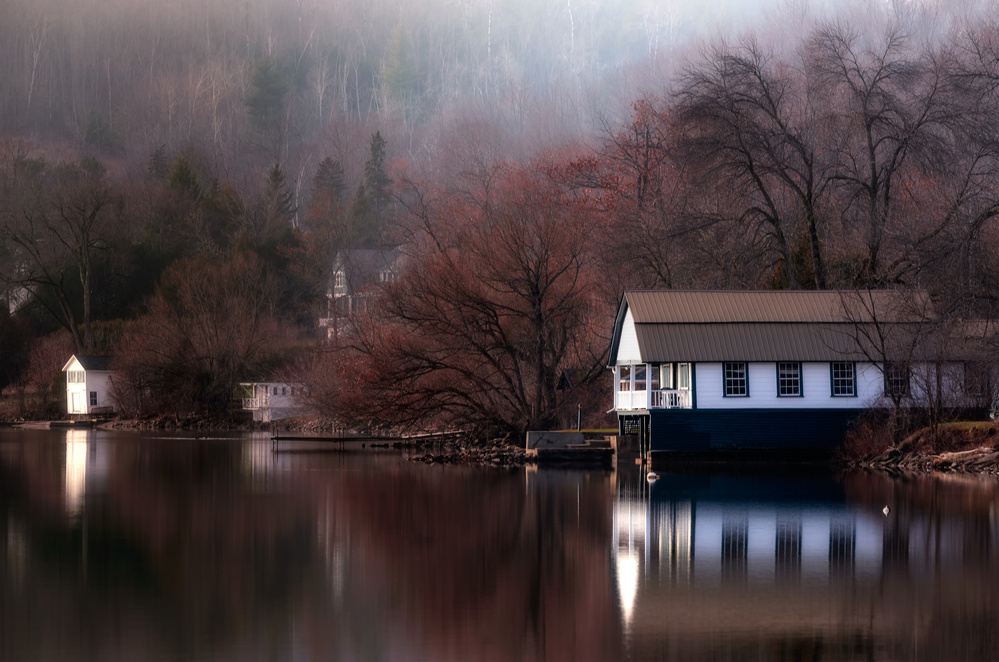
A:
[4, 431, 999, 661]
[0, 431, 620, 662]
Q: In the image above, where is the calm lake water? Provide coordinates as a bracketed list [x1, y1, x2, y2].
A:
[2, 429, 999, 661]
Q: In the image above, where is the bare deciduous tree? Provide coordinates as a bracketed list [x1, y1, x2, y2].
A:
[676, 37, 833, 288]
[329, 165, 606, 437]
[808, 24, 953, 286]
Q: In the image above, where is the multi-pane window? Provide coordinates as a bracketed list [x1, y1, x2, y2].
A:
[724, 362, 748, 396]
[884, 362, 910, 398]
[619, 366, 631, 392]
[88, 391, 97, 406]
[831, 362, 856, 397]
[777, 362, 801, 397]
[678, 363, 690, 390]
[660, 364, 674, 389]
[634, 364, 647, 391]
[67, 370, 85, 384]
[965, 362, 991, 398]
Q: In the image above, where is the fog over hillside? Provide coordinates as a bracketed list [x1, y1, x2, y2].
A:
[1, 0, 988, 164]
[5, 0, 999, 422]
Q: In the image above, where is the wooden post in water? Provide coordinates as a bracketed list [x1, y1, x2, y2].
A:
[640, 418, 647, 465]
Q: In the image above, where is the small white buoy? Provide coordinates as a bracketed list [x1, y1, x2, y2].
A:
[883, 505, 891, 516]
[647, 471, 659, 482]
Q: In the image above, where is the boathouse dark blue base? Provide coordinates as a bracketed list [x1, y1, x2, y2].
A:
[619, 409, 866, 455]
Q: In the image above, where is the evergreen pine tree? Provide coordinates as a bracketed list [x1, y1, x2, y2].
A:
[168, 155, 201, 200]
[364, 131, 391, 219]
[381, 25, 422, 111]
[312, 158, 345, 212]
[266, 161, 297, 228]
[245, 58, 290, 161]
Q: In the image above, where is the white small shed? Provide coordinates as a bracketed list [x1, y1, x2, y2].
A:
[62, 355, 116, 417]
[239, 382, 303, 422]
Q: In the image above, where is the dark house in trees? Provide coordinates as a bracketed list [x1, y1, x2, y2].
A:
[608, 290, 995, 454]
[319, 249, 403, 338]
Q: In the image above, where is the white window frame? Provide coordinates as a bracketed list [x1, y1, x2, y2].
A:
[884, 362, 910, 398]
[723, 362, 748, 397]
[777, 362, 802, 397]
[831, 362, 857, 397]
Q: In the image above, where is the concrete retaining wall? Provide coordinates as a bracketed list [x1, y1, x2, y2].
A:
[525, 431, 584, 450]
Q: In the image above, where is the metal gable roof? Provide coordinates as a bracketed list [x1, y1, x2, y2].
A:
[613, 290, 938, 364]
[623, 290, 933, 325]
[63, 354, 114, 372]
[634, 323, 872, 362]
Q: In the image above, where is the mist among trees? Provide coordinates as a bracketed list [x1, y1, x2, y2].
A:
[3, 0, 999, 436]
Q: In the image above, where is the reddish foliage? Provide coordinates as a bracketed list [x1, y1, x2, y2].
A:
[320, 162, 612, 437]
[112, 250, 292, 417]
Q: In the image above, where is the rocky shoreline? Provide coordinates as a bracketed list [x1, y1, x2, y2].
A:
[410, 446, 532, 467]
[848, 423, 999, 474]
[11, 414, 999, 473]
[96, 415, 534, 467]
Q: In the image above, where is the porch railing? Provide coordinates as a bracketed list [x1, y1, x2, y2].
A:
[242, 396, 269, 410]
[615, 389, 691, 411]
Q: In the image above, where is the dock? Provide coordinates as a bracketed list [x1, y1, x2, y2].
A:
[270, 430, 462, 452]
[525, 431, 616, 468]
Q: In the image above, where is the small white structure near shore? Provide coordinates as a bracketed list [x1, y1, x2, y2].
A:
[239, 382, 304, 422]
[62, 355, 116, 417]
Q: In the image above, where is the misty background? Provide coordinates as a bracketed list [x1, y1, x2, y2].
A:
[1, 0, 975, 185]
[4, 0, 999, 432]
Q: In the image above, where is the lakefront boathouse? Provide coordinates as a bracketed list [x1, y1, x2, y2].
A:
[608, 290, 991, 454]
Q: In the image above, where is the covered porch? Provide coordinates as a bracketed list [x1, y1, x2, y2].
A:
[614, 362, 692, 411]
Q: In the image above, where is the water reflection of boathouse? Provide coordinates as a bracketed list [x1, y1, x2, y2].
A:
[612, 470, 954, 647]
[612, 474, 999, 660]
[617, 479, 884, 590]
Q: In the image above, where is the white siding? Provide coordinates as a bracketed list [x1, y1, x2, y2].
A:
[694, 362, 885, 409]
[241, 382, 304, 422]
[616, 308, 642, 363]
[65, 357, 115, 415]
[65, 357, 88, 414]
[84, 373, 114, 412]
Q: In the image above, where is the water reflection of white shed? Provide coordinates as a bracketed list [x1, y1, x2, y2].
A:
[63, 429, 109, 516]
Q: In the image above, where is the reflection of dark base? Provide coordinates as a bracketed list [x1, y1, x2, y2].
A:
[651, 448, 838, 471]
[535, 447, 614, 468]
[648, 408, 862, 453]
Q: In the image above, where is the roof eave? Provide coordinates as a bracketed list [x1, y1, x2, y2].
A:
[606, 297, 631, 368]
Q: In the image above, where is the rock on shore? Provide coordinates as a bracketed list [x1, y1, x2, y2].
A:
[851, 423, 999, 473]
[410, 442, 532, 467]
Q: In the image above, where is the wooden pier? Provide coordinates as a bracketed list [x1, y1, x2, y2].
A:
[270, 430, 462, 452]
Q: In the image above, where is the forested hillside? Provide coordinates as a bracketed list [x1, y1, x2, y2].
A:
[2, 0, 999, 436]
